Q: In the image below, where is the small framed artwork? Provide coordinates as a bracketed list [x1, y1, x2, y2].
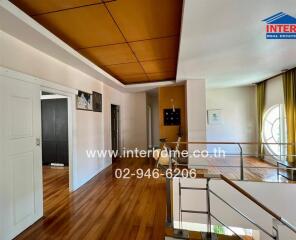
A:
[93, 91, 102, 112]
[207, 109, 223, 125]
[76, 90, 93, 111]
[164, 108, 181, 126]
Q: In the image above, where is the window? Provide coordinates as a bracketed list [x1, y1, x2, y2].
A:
[262, 104, 287, 159]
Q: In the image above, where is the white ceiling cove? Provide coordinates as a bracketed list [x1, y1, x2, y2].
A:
[177, 0, 296, 88]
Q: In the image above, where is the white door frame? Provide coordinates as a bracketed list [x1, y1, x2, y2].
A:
[0, 67, 78, 192]
[40, 86, 75, 191]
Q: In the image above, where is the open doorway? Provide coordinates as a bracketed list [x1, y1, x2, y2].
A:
[40, 91, 70, 215]
[111, 104, 120, 162]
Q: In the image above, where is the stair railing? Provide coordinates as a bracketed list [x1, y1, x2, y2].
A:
[167, 141, 296, 181]
[160, 140, 296, 239]
[171, 173, 296, 239]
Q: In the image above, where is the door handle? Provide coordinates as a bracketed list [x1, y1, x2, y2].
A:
[36, 138, 41, 146]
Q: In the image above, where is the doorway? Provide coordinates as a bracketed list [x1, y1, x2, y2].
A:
[41, 92, 68, 166]
[40, 91, 70, 215]
[0, 69, 76, 239]
[111, 104, 120, 161]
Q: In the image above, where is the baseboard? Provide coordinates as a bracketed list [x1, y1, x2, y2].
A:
[73, 165, 107, 191]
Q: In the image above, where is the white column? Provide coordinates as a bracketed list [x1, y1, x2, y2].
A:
[186, 80, 207, 167]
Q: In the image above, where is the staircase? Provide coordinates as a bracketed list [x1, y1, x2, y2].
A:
[162, 172, 296, 240]
[160, 140, 296, 240]
[165, 226, 253, 240]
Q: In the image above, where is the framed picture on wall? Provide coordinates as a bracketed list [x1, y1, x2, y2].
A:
[76, 90, 93, 111]
[164, 108, 181, 125]
[207, 109, 223, 125]
[93, 91, 102, 112]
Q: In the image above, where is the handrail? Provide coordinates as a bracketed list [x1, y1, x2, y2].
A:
[164, 140, 296, 181]
[162, 140, 296, 238]
[220, 174, 296, 234]
[220, 175, 281, 220]
[281, 218, 296, 234]
[176, 164, 296, 170]
[209, 189, 275, 239]
[170, 172, 296, 239]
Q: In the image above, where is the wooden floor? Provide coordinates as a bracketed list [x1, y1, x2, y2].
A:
[15, 157, 292, 240]
[202, 156, 292, 183]
[15, 158, 166, 240]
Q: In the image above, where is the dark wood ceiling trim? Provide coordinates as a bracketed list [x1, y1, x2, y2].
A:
[124, 78, 174, 85]
[140, 57, 177, 64]
[110, 70, 176, 77]
[30, 1, 117, 17]
[94, 57, 176, 67]
[76, 34, 179, 50]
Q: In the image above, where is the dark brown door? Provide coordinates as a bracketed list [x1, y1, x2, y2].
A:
[41, 98, 68, 166]
[111, 104, 120, 154]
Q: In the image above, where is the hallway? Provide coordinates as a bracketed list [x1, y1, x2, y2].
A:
[15, 156, 293, 239]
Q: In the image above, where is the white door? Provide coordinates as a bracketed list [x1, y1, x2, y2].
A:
[0, 76, 43, 240]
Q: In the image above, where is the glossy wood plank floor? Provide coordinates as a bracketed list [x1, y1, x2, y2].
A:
[15, 158, 166, 240]
[15, 157, 292, 240]
[202, 156, 293, 183]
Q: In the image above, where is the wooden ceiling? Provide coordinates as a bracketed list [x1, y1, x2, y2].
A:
[10, 0, 183, 84]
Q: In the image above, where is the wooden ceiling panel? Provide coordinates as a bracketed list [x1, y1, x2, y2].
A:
[10, 0, 183, 84]
[129, 36, 179, 61]
[11, 0, 102, 16]
[106, 0, 183, 41]
[120, 74, 149, 84]
[104, 62, 145, 77]
[141, 59, 177, 74]
[148, 71, 176, 81]
[34, 5, 125, 49]
[79, 43, 137, 66]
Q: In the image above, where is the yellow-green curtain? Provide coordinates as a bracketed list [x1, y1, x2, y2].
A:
[283, 69, 296, 163]
[256, 82, 266, 159]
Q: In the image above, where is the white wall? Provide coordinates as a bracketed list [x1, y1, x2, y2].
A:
[0, 77, 4, 240]
[0, 31, 147, 189]
[206, 86, 257, 154]
[186, 80, 207, 166]
[191, 79, 284, 158]
[147, 91, 160, 148]
[186, 80, 207, 142]
[122, 92, 147, 150]
[1, 31, 105, 189]
[173, 178, 296, 240]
